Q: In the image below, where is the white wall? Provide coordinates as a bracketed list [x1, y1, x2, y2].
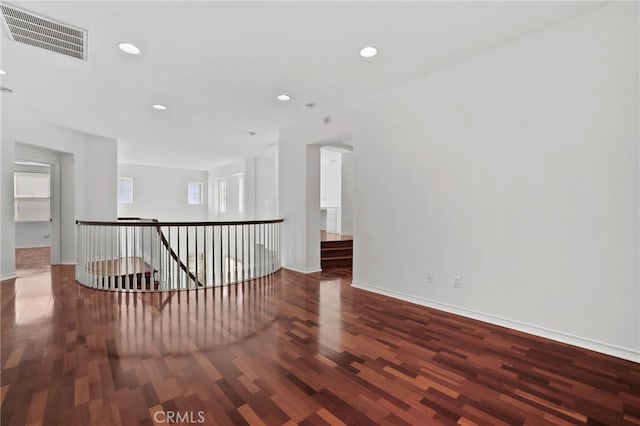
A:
[1, 107, 118, 278]
[255, 157, 277, 219]
[209, 161, 245, 220]
[117, 163, 208, 221]
[305, 145, 322, 272]
[209, 157, 277, 221]
[59, 152, 76, 264]
[85, 136, 118, 220]
[0, 126, 8, 277]
[15, 221, 50, 248]
[341, 153, 354, 235]
[279, 4, 639, 361]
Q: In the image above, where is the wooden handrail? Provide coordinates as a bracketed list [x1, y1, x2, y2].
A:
[152, 222, 204, 288]
[76, 219, 284, 227]
[76, 218, 282, 291]
[114, 217, 205, 288]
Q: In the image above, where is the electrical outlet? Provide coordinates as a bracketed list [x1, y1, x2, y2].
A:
[453, 276, 461, 288]
[426, 272, 434, 283]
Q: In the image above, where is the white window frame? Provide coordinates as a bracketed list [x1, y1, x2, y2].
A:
[118, 177, 133, 204]
[238, 175, 244, 213]
[188, 181, 204, 205]
[218, 179, 227, 213]
[14, 171, 50, 222]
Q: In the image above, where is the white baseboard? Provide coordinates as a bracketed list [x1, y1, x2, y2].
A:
[15, 244, 51, 249]
[57, 261, 76, 266]
[351, 281, 640, 363]
[1, 273, 17, 281]
[283, 265, 322, 274]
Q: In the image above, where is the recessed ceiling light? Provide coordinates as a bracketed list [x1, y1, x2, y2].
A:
[0, 69, 6, 75]
[277, 94, 291, 101]
[359, 46, 378, 58]
[305, 102, 316, 109]
[152, 104, 167, 110]
[118, 42, 141, 55]
[248, 131, 257, 136]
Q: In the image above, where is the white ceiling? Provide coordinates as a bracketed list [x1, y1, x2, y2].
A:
[1, 1, 604, 170]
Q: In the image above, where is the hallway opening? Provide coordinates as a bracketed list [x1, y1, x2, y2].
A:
[13, 160, 53, 267]
[318, 144, 354, 270]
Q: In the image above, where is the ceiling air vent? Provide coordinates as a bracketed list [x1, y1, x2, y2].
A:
[0, 2, 87, 60]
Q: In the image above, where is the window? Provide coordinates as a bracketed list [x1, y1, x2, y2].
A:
[218, 174, 243, 215]
[238, 176, 244, 213]
[218, 180, 227, 213]
[188, 182, 203, 205]
[14, 171, 50, 222]
[118, 177, 133, 204]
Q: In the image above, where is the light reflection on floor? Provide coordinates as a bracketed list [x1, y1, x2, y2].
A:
[12, 247, 54, 326]
[319, 278, 343, 350]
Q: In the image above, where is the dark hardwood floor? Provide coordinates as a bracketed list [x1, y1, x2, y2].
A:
[2, 248, 639, 425]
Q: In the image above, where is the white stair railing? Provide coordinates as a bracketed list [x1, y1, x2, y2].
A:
[76, 218, 283, 292]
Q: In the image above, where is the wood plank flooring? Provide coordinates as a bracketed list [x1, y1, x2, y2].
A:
[88, 257, 153, 276]
[14, 247, 50, 273]
[320, 231, 353, 242]
[2, 248, 639, 425]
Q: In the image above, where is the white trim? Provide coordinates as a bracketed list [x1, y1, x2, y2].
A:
[1, 274, 17, 281]
[117, 176, 133, 204]
[351, 281, 640, 363]
[15, 244, 51, 249]
[283, 265, 322, 274]
[57, 261, 76, 266]
[187, 181, 204, 205]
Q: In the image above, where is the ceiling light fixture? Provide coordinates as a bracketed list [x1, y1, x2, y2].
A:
[0, 69, 6, 75]
[248, 131, 256, 136]
[359, 46, 378, 58]
[152, 104, 167, 110]
[118, 42, 141, 55]
[305, 102, 316, 109]
[277, 94, 291, 101]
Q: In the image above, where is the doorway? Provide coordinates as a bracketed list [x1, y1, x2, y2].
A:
[13, 160, 53, 267]
[13, 142, 69, 268]
[319, 145, 354, 269]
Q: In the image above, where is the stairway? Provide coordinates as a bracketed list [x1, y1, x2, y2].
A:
[321, 239, 353, 268]
[90, 257, 159, 290]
